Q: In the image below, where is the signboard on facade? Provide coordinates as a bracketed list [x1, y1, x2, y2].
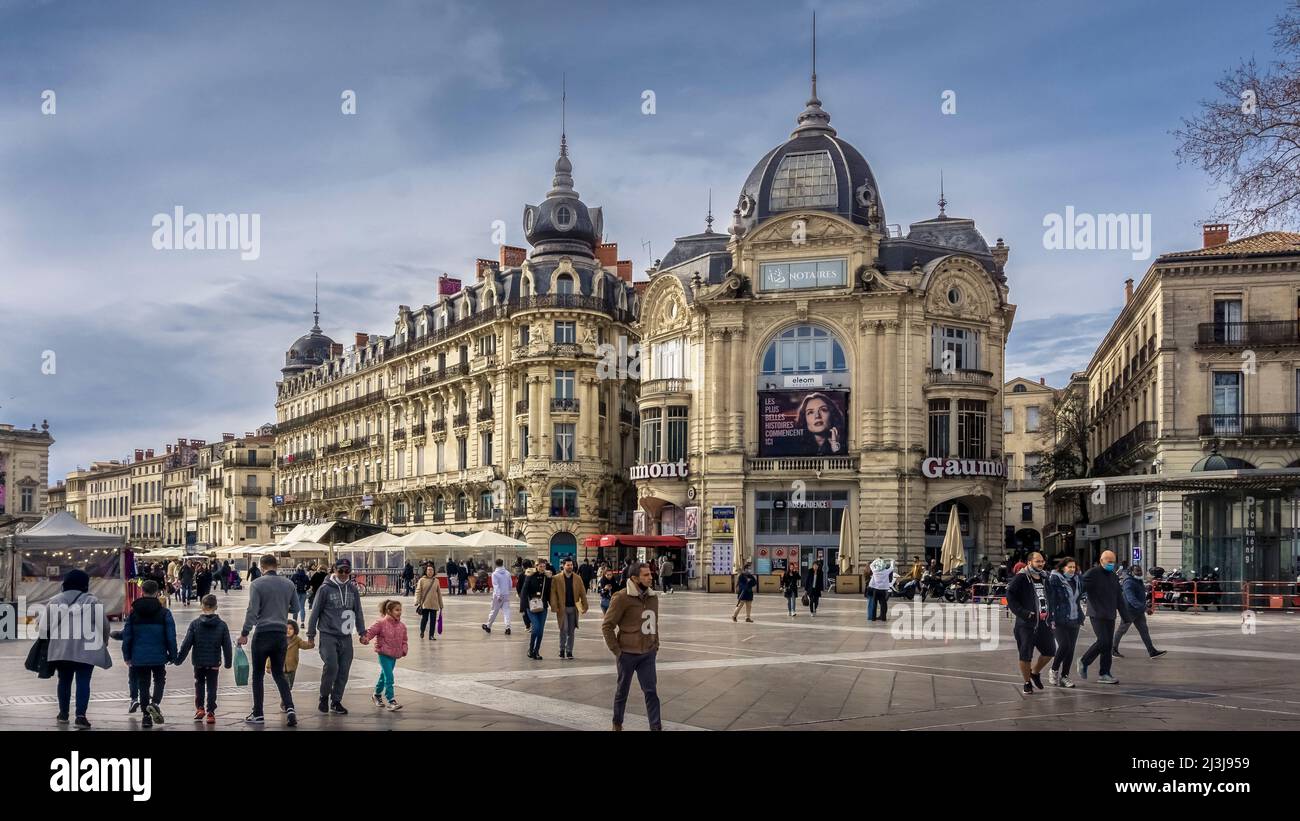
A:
[711, 506, 736, 536]
[1082, 524, 1100, 539]
[686, 542, 697, 578]
[711, 540, 734, 574]
[1132, 546, 1142, 565]
[920, 457, 1007, 479]
[758, 389, 850, 457]
[684, 506, 700, 539]
[783, 374, 823, 389]
[362, 494, 373, 508]
[629, 460, 689, 481]
[633, 510, 647, 535]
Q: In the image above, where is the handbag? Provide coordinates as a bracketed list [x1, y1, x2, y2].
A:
[25, 637, 52, 679]
[529, 595, 545, 613]
[436, 610, 443, 635]
[801, 593, 810, 607]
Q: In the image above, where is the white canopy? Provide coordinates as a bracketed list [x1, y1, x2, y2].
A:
[396, 530, 466, 549]
[10, 511, 123, 549]
[346, 531, 406, 550]
[276, 522, 335, 545]
[138, 547, 186, 559]
[271, 540, 331, 555]
[459, 529, 529, 549]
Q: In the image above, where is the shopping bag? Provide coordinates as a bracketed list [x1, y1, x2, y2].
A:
[436, 611, 443, 635]
[233, 645, 250, 686]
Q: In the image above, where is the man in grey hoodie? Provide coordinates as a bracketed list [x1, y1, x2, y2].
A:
[238, 553, 299, 726]
[306, 559, 368, 714]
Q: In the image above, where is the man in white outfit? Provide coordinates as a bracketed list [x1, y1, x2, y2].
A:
[481, 558, 514, 635]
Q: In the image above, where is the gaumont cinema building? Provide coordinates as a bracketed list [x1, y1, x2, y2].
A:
[630, 74, 1015, 578]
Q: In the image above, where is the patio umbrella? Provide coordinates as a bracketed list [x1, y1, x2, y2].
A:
[396, 530, 466, 549]
[837, 507, 854, 574]
[939, 507, 965, 572]
[459, 530, 528, 548]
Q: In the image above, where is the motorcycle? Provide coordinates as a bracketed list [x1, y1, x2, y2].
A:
[920, 570, 947, 602]
[1156, 568, 1192, 612]
[943, 571, 975, 604]
[1193, 567, 1224, 611]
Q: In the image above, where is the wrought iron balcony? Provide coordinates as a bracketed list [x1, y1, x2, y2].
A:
[1091, 420, 1158, 476]
[1196, 320, 1300, 347]
[1198, 413, 1300, 438]
[515, 399, 530, 415]
[477, 406, 494, 421]
[550, 397, 580, 413]
[453, 412, 469, 427]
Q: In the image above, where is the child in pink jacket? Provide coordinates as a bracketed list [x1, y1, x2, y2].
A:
[363, 599, 409, 711]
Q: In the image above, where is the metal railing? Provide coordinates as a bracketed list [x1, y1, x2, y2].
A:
[515, 399, 530, 415]
[925, 368, 994, 387]
[1197, 320, 1300, 347]
[453, 412, 469, 427]
[1091, 420, 1157, 475]
[275, 390, 386, 433]
[1197, 413, 1300, 437]
[477, 406, 494, 421]
[551, 397, 580, 413]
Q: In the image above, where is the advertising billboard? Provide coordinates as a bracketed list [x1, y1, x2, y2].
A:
[758, 389, 849, 457]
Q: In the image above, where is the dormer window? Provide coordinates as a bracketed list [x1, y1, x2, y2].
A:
[556, 273, 575, 296]
[553, 205, 576, 231]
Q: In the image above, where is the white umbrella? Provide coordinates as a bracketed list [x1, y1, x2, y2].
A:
[396, 530, 466, 549]
[459, 529, 529, 548]
[939, 507, 965, 572]
[347, 531, 406, 549]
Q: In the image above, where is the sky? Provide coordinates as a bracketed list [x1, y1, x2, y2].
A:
[0, 0, 1287, 480]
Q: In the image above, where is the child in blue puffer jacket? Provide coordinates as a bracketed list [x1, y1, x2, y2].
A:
[122, 579, 178, 727]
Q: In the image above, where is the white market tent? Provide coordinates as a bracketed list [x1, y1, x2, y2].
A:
[276, 522, 336, 546]
[396, 530, 466, 549]
[459, 530, 529, 548]
[347, 531, 407, 550]
[1, 511, 128, 616]
[138, 547, 186, 560]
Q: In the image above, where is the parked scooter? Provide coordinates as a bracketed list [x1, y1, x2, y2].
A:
[943, 570, 975, 604]
[891, 575, 919, 600]
[920, 569, 947, 602]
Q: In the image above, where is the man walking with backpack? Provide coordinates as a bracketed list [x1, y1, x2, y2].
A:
[307, 559, 369, 714]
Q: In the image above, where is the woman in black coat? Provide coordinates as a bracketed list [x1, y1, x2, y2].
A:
[803, 560, 826, 617]
[195, 564, 213, 599]
[781, 564, 801, 617]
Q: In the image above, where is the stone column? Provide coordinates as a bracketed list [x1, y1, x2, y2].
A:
[730, 329, 746, 451]
[863, 320, 879, 448]
[883, 320, 899, 448]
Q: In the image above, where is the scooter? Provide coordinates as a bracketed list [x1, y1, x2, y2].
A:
[891, 575, 919, 600]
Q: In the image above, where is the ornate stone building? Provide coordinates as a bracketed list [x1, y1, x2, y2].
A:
[0, 420, 53, 532]
[1003, 377, 1059, 557]
[274, 134, 641, 564]
[633, 75, 1015, 578]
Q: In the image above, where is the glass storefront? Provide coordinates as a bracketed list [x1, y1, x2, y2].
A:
[1181, 490, 1300, 584]
[754, 489, 848, 574]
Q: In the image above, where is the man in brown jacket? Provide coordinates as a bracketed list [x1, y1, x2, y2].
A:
[600, 562, 662, 731]
[550, 559, 589, 659]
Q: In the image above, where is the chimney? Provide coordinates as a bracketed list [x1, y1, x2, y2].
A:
[1203, 223, 1229, 249]
[223, 433, 235, 442]
[145, 449, 154, 459]
[475, 259, 499, 280]
[1040, 377, 1046, 386]
[1124, 278, 1134, 304]
[596, 243, 618, 268]
[330, 342, 343, 356]
[991, 237, 1009, 271]
[355, 332, 367, 348]
[498, 245, 527, 268]
[134, 449, 144, 462]
[616, 260, 633, 282]
[166, 445, 173, 454]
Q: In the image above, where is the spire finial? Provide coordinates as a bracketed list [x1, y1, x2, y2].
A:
[938, 171, 947, 217]
[705, 188, 714, 233]
[548, 75, 577, 197]
[560, 72, 567, 158]
[792, 13, 835, 138]
[811, 10, 817, 101]
[312, 273, 321, 332]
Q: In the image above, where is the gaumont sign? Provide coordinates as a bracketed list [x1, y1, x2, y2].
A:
[629, 460, 689, 481]
[920, 457, 1006, 479]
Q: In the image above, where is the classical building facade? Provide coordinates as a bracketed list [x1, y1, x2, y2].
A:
[0, 420, 53, 532]
[1003, 377, 1059, 557]
[1049, 227, 1300, 583]
[128, 449, 166, 552]
[198, 432, 276, 549]
[633, 78, 1015, 578]
[47, 481, 66, 515]
[162, 439, 203, 548]
[274, 135, 641, 563]
[63, 468, 90, 522]
[86, 461, 131, 539]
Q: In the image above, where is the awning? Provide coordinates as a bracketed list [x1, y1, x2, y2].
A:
[583, 535, 687, 550]
[1048, 467, 1300, 496]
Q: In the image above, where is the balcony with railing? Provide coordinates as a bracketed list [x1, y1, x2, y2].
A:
[323, 484, 362, 500]
[513, 293, 634, 324]
[278, 450, 317, 467]
[515, 399, 530, 416]
[411, 422, 426, 438]
[230, 486, 271, 497]
[551, 397, 580, 413]
[392, 428, 407, 441]
[206, 505, 221, 517]
[620, 408, 635, 426]
[430, 419, 446, 434]
[275, 390, 386, 433]
[1091, 420, 1158, 476]
[1198, 413, 1300, 438]
[164, 505, 184, 517]
[477, 406, 494, 422]
[924, 368, 995, 389]
[640, 378, 691, 400]
[746, 456, 859, 473]
[1196, 320, 1300, 348]
[453, 412, 469, 427]
[405, 363, 470, 392]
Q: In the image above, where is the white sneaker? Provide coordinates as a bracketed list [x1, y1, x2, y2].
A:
[1098, 674, 1119, 685]
[1059, 675, 1076, 688]
[371, 692, 385, 707]
[385, 700, 403, 711]
[1047, 669, 1059, 686]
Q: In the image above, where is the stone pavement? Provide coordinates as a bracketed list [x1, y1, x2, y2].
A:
[3, 584, 1298, 731]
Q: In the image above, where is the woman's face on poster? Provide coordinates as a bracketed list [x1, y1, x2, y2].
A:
[803, 398, 832, 435]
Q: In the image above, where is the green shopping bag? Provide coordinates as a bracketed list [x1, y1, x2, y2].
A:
[233, 644, 250, 686]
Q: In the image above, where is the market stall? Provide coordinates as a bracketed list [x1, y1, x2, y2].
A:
[1, 511, 128, 617]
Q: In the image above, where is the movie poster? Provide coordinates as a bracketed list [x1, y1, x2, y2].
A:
[758, 390, 850, 457]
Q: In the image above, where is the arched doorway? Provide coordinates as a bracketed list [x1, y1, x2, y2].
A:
[549, 531, 577, 568]
[924, 500, 975, 567]
[1014, 528, 1042, 555]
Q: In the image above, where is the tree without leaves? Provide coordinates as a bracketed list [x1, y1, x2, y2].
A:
[1174, 2, 1300, 233]
[1028, 388, 1089, 525]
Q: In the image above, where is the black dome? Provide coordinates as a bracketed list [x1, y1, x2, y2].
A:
[523, 142, 602, 258]
[283, 321, 334, 376]
[734, 91, 884, 235]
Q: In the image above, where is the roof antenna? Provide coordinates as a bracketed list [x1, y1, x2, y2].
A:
[705, 188, 714, 233]
[313, 273, 321, 331]
[561, 72, 567, 158]
[937, 171, 947, 217]
[811, 10, 818, 102]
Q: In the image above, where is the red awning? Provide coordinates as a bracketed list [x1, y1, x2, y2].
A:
[582, 534, 687, 550]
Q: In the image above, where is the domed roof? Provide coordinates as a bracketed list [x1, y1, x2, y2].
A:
[282, 306, 334, 376]
[522, 135, 602, 258]
[733, 84, 884, 236]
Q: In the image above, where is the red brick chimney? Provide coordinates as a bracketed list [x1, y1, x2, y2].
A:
[330, 343, 343, 357]
[134, 449, 144, 462]
[145, 449, 154, 459]
[616, 260, 633, 282]
[1203, 223, 1229, 249]
[1124, 278, 1134, 304]
[1040, 377, 1046, 385]
[596, 243, 618, 268]
[499, 245, 527, 268]
[355, 332, 367, 348]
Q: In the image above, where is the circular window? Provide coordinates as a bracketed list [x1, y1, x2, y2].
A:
[553, 205, 576, 231]
[668, 301, 679, 320]
[947, 286, 962, 305]
[738, 194, 755, 217]
[524, 207, 536, 233]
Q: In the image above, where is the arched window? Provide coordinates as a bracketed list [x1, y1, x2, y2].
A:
[761, 324, 848, 378]
[515, 488, 528, 515]
[556, 273, 575, 296]
[456, 493, 468, 520]
[435, 496, 445, 518]
[550, 485, 578, 518]
[1012, 384, 1028, 393]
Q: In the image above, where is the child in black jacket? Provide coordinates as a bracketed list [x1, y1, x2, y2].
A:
[175, 594, 233, 723]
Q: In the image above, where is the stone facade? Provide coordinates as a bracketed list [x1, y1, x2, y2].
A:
[1002, 377, 1059, 558]
[0, 421, 53, 531]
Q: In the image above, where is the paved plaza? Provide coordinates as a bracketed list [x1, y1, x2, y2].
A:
[3, 588, 1299, 731]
